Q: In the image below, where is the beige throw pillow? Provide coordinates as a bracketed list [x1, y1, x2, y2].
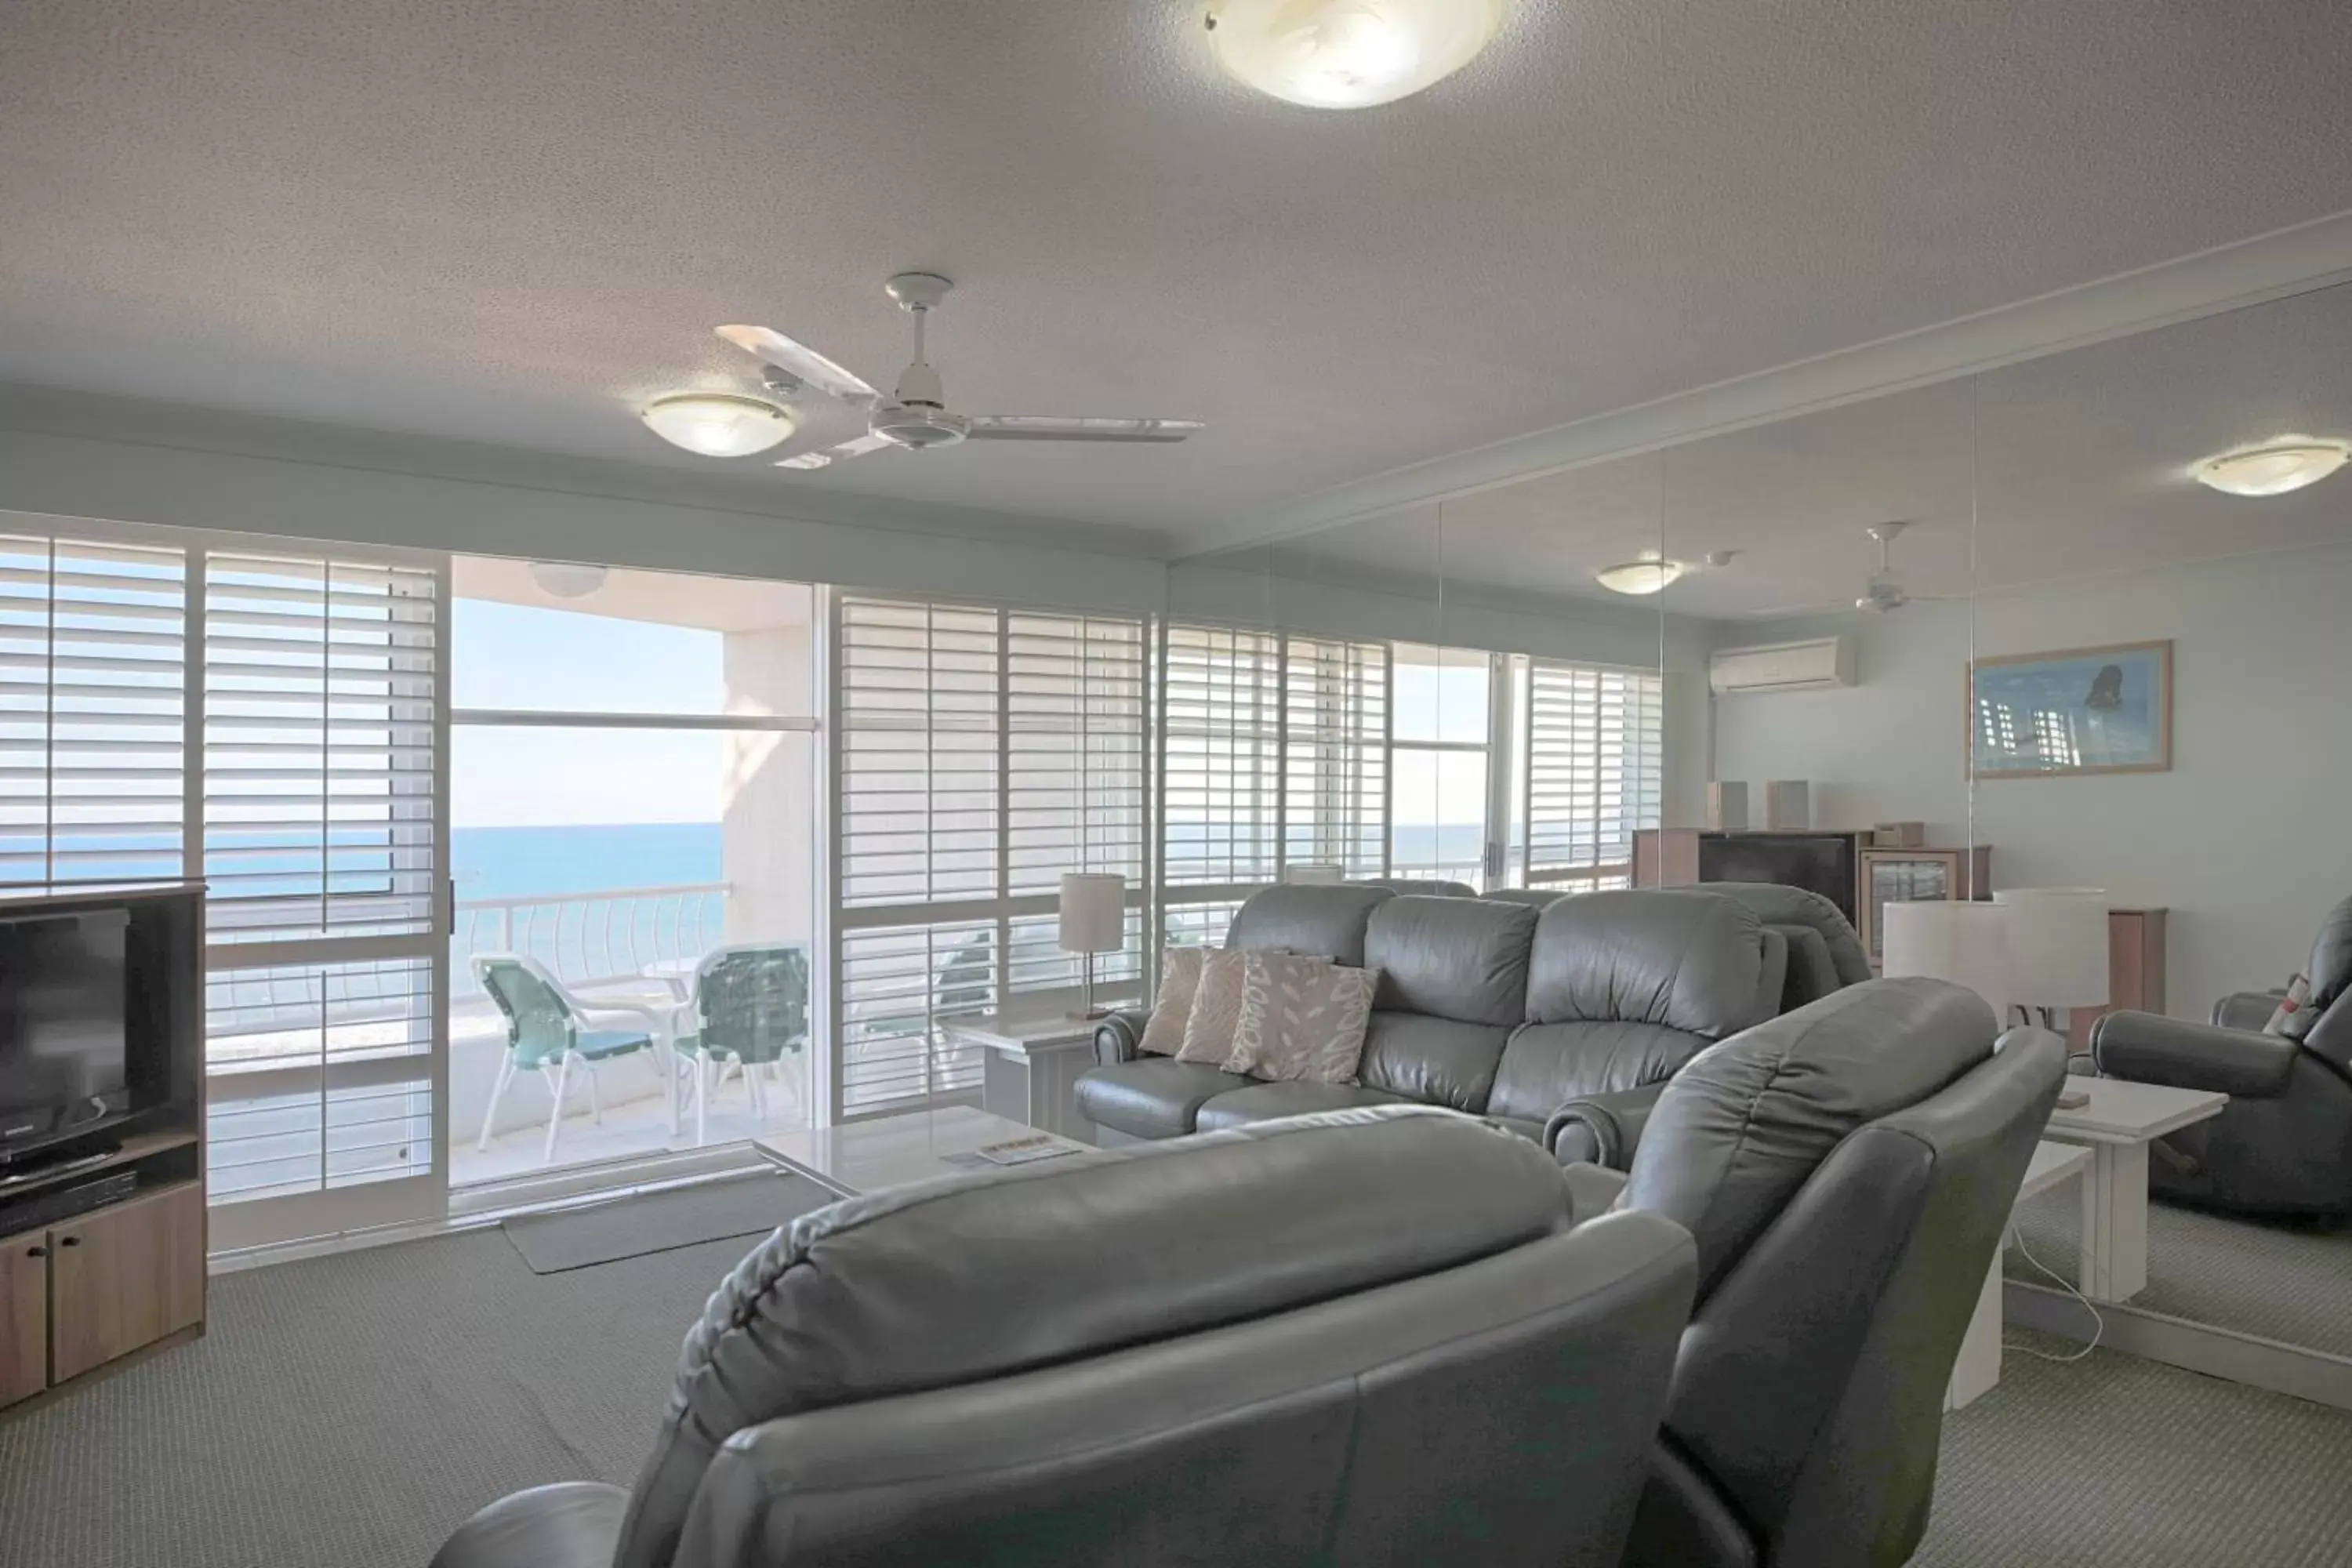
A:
[1175, 947, 1250, 1066]
[1137, 946, 1206, 1056]
[1228, 951, 1381, 1084]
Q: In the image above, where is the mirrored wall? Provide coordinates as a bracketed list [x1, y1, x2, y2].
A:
[1165, 274, 2352, 1392]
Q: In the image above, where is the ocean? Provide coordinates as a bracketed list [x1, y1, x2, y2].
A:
[452, 822, 723, 902]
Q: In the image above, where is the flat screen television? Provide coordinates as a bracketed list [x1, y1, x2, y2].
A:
[0, 908, 132, 1156]
[1697, 833, 1860, 924]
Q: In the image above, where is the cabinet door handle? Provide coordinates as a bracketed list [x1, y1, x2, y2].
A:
[56, 1236, 80, 1248]
[24, 1245, 43, 1258]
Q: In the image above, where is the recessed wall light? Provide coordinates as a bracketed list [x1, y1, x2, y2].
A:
[1594, 557, 1686, 596]
[1205, 0, 1508, 110]
[2190, 437, 2349, 498]
[641, 393, 796, 457]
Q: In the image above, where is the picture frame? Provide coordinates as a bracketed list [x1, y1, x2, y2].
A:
[1968, 640, 2172, 779]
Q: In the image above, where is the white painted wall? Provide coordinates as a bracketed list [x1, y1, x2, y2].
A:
[1713, 541, 2352, 1015]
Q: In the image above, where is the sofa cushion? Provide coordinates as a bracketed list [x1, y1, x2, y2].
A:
[1690, 881, 1871, 993]
[1621, 976, 1993, 1294]
[1485, 1019, 1715, 1126]
[1526, 889, 1764, 1037]
[1365, 895, 1538, 1027]
[1193, 1080, 1411, 1131]
[1229, 951, 1381, 1083]
[1226, 884, 1392, 968]
[1356, 1011, 1512, 1113]
[1074, 1058, 1254, 1140]
[1138, 946, 1206, 1056]
[1176, 948, 1250, 1066]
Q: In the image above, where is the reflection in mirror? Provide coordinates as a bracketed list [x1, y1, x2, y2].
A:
[1965, 280, 2352, 1378]
[1647, 379, 1979, 956]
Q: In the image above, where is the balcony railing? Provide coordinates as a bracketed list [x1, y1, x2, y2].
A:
[453, 881, 730, 999]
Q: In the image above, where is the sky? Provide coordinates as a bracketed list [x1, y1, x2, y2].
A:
[452, 599, 738, 828]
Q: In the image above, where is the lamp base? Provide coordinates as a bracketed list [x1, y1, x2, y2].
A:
[1065, 1006, 1112, 1022]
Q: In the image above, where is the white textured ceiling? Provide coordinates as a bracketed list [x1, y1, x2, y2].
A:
[5, 1, 2352, 550]
[1265, 281, 2352, 619]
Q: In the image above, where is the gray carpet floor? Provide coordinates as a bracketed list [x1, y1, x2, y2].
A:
[7, 1225, 2352, 1566]
[2006, 1186, 2352, 1356]
[503, 1171, 833, 1273]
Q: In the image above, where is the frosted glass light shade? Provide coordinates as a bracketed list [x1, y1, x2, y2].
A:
[1058, 873, 1126, 954]
[1992, 887, 2110, 1009]
[1882, 902, 2010, 1019]
[641, 394, 796, 456]
[2190, 438, 2347, 498]
[1207, 0, 1508, 109]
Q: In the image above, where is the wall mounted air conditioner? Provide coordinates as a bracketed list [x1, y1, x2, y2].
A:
[1709, 635, 1855, 695]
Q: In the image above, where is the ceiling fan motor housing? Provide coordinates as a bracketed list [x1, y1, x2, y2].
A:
[872, 401, 971, 449]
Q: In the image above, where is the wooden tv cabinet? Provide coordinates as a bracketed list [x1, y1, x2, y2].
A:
[0, 884, 206, 1418]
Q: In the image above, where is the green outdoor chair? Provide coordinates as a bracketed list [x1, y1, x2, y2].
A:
[672, 943, 810, 1146]
[473, 953, 667, 1165]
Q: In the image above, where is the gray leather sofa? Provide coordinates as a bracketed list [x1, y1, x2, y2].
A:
[1080, 884, 1783, 1148]
[1562, 977, 2067, 1568]
[1544, 882, 1870, 1167]
[429, 1107, 1698, 1568]
[2092, 895, 2352, 1216]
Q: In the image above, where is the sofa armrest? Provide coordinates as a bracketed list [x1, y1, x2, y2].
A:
[1559, 1161, 1631, 1225]
[429, 1481, 627, 1568]
[1544, 1082, 1670, 1171]
[1094, 1008, 1149, 1066]
[2213, 989, 2287, 1032]
[2091, 1010, 2297, 1099]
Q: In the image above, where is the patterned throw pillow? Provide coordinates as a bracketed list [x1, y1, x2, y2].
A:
[1175, 948, 1251, 1066]
[1228, 951, 1382, 1084]
[1137, 946, 1206, 1056]
[2265, 973, 2315, 1039]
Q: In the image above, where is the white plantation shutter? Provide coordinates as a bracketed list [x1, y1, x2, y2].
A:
[1523, 660, 1662, 889]
[0, 533, 188, 889]
[834, 595, 1145, 1118]
[1159, 622, 1281, 902]
[1282, 636, 1387, 880]
[199, 548, 446, 1238]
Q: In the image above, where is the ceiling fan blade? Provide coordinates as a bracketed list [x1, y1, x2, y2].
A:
[964, 416, 1203, 443]
[715, 325, 882, 408]
[775, 432, 896, 471]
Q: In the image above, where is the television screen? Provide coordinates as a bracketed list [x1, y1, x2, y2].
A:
[1699, 834, 1858, 923]
[0, 910, 130, 1142]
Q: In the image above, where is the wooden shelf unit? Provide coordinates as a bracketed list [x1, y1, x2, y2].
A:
[0, 884, 206, 1418]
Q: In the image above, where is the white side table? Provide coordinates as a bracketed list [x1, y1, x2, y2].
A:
[946, 1012, 1105, 1145]
[1947, 1139, 2092, 1410]
[2042, 1078, 2227, 1301]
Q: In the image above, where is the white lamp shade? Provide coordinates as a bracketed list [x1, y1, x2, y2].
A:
[1992, 888, 2110, 1009]
[1058, 873, 1126, 954]
[1882, 902, 2010, 1018]
[1283, 864, 1346, 884]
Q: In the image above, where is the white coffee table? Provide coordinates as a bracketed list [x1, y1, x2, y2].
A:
[1948, 1139, 2092, 1410]
[753, 1105, 1090, 1198]
[2042, 1078, 2227, 1301]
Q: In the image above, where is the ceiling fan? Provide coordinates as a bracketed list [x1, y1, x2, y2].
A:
[718, 274, 1204, 470]
[1851, 521, 1951, 613]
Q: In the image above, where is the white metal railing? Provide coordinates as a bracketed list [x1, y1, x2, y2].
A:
[453, 882, 730, 998]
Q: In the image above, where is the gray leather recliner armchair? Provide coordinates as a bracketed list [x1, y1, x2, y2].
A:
[1562, 978, 2067, 1568]
[430, 1106, 1698, 1568]
[2092, 895, 2352, 1216]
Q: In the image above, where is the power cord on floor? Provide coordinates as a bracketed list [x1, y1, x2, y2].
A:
[2002, 1219, 2103, 1363]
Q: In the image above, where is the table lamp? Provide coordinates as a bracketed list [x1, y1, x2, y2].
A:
[1058, 873, 1126, 1020]
[1991, 887, 2110, 1029]
[1882, 901, 2010, 1022]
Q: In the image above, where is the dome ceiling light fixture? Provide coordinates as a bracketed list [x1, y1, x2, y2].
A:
[528, 561, 610, 601]
[1593, 551, 1686, 597]
[1204, 0, 1508, 110]
[640, 393, 796, 457]
[2189, 436, 2350, 498]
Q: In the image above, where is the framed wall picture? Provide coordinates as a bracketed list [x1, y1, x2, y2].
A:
[1969, 640, 2172, 778]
